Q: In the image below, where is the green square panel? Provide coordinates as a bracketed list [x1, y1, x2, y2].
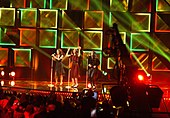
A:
[83, 51, 102, 69]
[84, 11, 103, 30]
[131, 0, 151, 12]
[0, 8, 15, 26]
[11, 0, 26, 8]
[19, 28, 36, 46]
[50, 0, 68, 10]
[0, 28, 18, 46]
[20, 8, 37, 27]
[0, 48, 8, 66]
[130, 33, 149, 52]
[155, 13, 170, 32]
[156, 0, 170, 12]
[131, 13, 151, 32]
[61, 30, 79, 48]
[83, 31, 103, 50]
[13, 48, 32, 67]
[39, 29, 57, 48]
[30, 0, 46, 8]
[39, 9, 58, 28]
[110, 0, 129, 12]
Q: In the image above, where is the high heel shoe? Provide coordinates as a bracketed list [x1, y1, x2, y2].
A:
[73, 84, 78, 88]
[59, 82, 63, 86]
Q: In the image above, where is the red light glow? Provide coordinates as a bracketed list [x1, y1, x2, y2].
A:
[138, 74, 144, 81]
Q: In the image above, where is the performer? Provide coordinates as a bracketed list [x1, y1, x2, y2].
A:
[52, 49, 65, 86]
[88, 51, 100, 88]
[66, 46, 81, 88]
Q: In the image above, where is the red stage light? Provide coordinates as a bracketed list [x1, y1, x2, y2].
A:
[138, 74, 144, 81]
[10, 81, 15, 86]
[1, 71, 5, 76]
[88, 83, 92, 88]
[9, 71, 15, 77]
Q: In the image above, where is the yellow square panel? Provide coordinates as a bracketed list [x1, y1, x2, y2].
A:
[131, 13, 151, 32]
[0, 8, 15, 26]
[84, 11, 103, 30]
[83, 31, 103, 50]
[61, 30, 79, 48]
[39, 9, 58, 28]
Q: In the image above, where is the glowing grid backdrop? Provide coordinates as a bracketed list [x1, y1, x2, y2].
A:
[0, 0, 170, 80]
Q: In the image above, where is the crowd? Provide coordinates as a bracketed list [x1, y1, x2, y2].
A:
[0, 88, 116, 118]
[0, 83, 155, 118]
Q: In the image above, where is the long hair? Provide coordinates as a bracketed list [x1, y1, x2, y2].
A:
[56, 49, 64, 55]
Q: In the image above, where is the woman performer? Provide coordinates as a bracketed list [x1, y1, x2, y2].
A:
[52, 49, 65, 86]
[66, 47, 81, 88]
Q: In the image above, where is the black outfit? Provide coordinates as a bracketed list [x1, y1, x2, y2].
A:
[55, 55, 65, 78]
[88, 56, 100, 87]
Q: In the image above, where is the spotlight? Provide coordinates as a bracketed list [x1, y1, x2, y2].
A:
[102, 71, 107, 76]
[1, 71, 5, 76]
[88, 83, 92, 88]
[138, 74, 144, 81]
[10, 81, 15, 86]
[9, 71, 15, 77]
[1, 81, 4, 86]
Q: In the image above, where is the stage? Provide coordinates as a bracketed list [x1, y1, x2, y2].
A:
[1, 78, 170, 117]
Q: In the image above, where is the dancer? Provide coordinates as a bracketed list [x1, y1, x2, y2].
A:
[52, 49, 65, 86]
[66, 47, 81, 88]
[88, 51, 100, 88]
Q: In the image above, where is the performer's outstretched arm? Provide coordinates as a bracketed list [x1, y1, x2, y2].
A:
[78, 46, 81, 57]
[65, 48, 70, 57]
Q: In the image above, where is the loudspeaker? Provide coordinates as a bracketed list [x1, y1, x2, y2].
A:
[146, 85, 163, 108]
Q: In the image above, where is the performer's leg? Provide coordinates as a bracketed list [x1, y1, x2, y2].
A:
[55, 77, 58, 85]
[71, 78, 75, 86]
[60, 75, 63, 85]
[74, 78, 78, 87]
[55, 71, 58, 85]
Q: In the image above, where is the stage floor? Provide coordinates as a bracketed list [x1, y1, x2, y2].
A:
[1, 79, 170, 117]
[1, 80, 118, 93]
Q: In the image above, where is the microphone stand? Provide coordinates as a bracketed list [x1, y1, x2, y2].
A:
[65, 57, 71, 89]
[48, 56, 54, 87]
[84, 58, 89, 89]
